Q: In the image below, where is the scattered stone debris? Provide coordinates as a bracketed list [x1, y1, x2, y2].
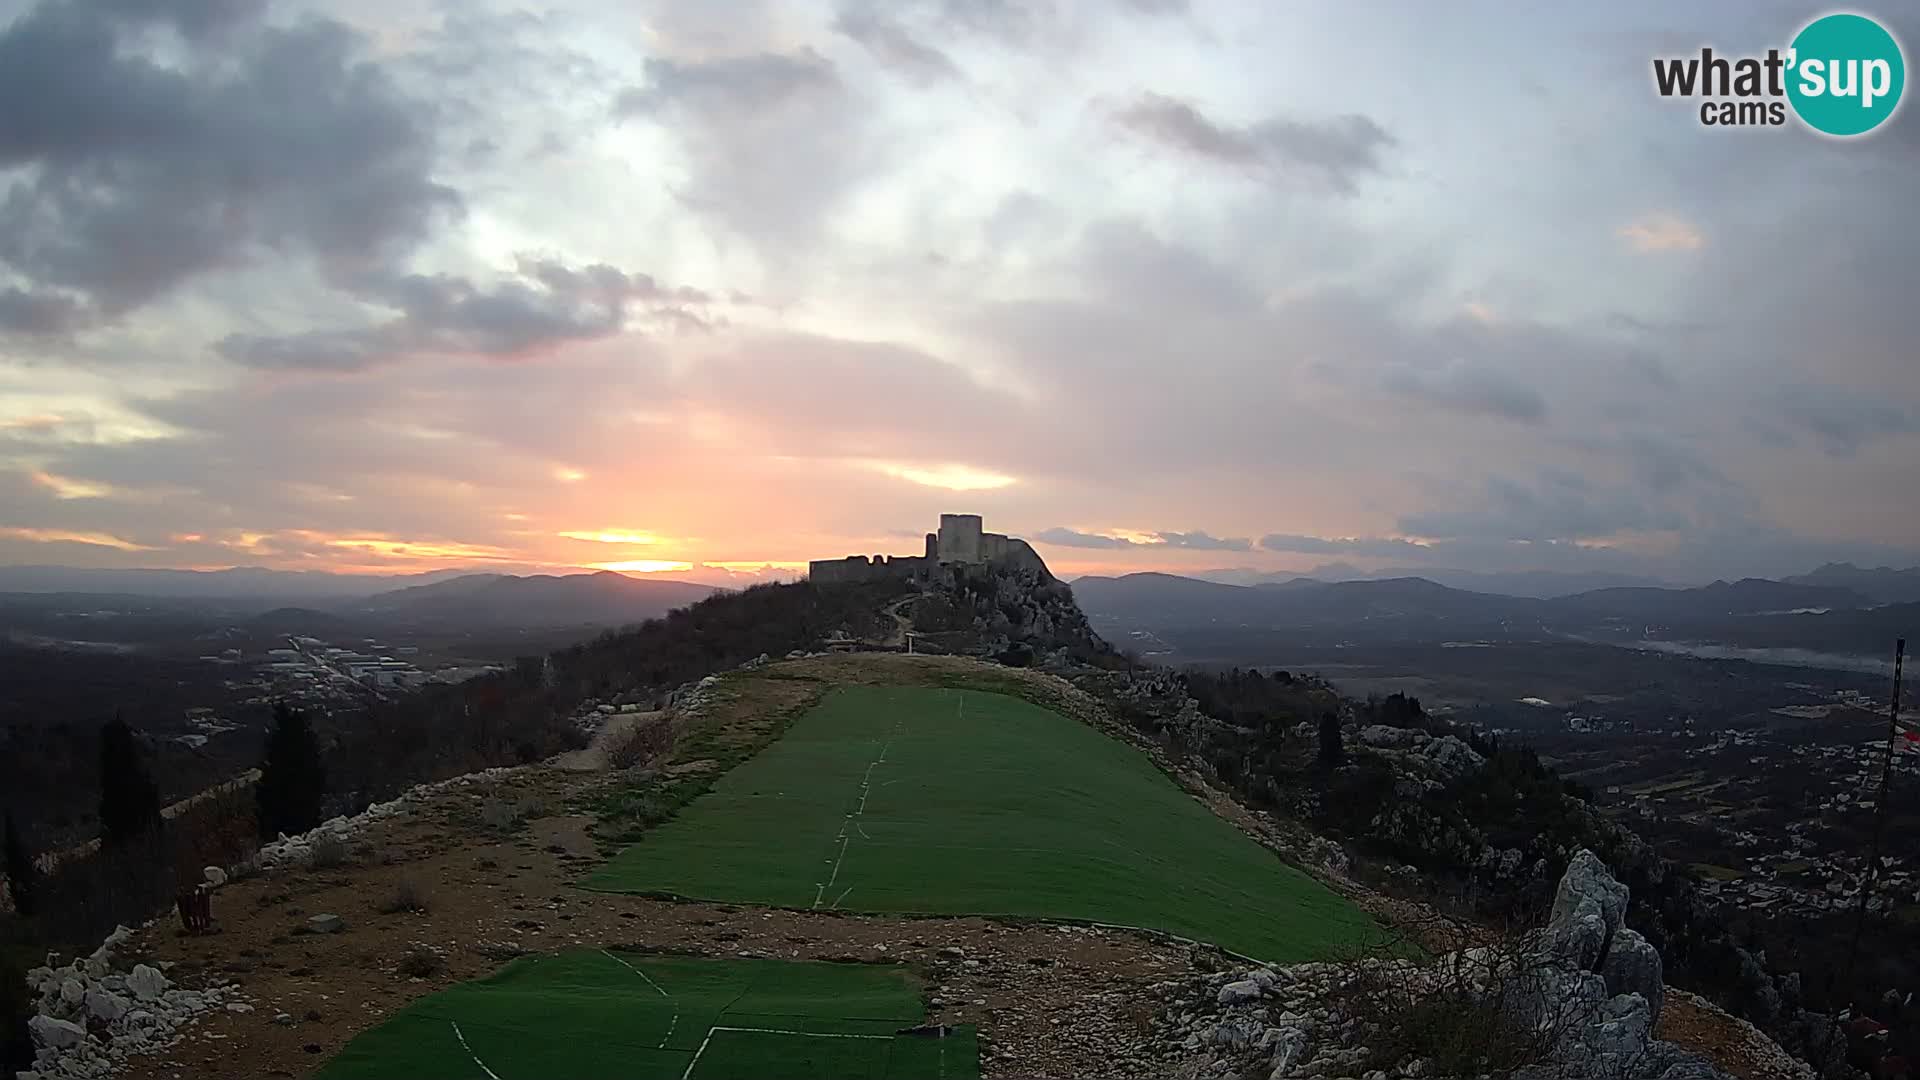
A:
[257, 766, 524, 868]
[21, 925, 248, 1080]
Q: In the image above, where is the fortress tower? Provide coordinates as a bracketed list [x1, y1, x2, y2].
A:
[937, 513, 984, 564]
[809, 513, 1051, 584]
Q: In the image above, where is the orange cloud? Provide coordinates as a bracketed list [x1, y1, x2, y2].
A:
[558, 529, 672, 545]
[1619, 214, 1704, 253]
[0, 527, 156, 551]
[322, 536, 522, 562]
[869, 461, 1017, 491]
[29, 471, 114, 499]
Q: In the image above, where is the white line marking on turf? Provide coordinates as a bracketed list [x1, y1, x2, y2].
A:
[711, 1026, 893, 1039]
[601, 949, 679, 1048]
[812, 712, 906, 909]
[450, 1020, 503, 1080]
[679, 1027, 718, 1080]
[831, 885, 854, 909]
[679, 1025, 897, 1080]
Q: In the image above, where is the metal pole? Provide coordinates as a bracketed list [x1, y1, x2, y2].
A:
[1841, 638, 1905, 1020]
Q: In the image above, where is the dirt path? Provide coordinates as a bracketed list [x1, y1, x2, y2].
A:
[550, 710, 662, 772]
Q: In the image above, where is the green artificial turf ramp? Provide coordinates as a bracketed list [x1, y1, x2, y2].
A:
[588, 685, 1378, 961]
[315, 950, 978, 1080]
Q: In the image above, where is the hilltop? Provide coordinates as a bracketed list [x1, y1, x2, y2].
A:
[4, 562, 1875, 1079]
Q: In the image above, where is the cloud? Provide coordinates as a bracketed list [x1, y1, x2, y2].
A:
[1035, 527, 1139, 549]
[1259, 534, 1432, 557]
[0, 1, 457, 319]
[1768, 384, 1917, 457]
[1154, 530, 1251, 551]
[613, 47, 872, 246]
[1397, 471, 1687, 542]
[1381, 359, 1548, 423]
[1112, 93, 1394, 193]
[217, 258, 708, 372]
[95, 0, 264, 38]
[0, 525, 156, 551]
[833, 7, 961, 85]
[870, 462, 1018, 491]
[617, 50, 839, 114]
[1619, 214, 1705, 253]
[1033, 528, 1249, 551]
[0, 287, 82, 335]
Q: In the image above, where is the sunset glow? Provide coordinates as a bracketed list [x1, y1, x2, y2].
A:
[0, 527, 156, 552]
[0, 0, 1914, 585]
[871, 463, 1019, 492]
[558, 530, 672, 546]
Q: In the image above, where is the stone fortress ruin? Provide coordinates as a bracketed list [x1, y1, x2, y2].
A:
[809, 513, 1051, 585]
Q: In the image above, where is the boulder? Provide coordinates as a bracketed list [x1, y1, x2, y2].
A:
[307, 913, 346, 934]
[1217, 980, 1263, 1005]
[28, 1016, 87, 1050]
[127, 965, 168, 1001]
[1265, 1029, 1307, 1080]
[1590, 993, 1653, 1058]
[1601, 928, 1665, 1024]
[203, 865, 228, 889]
[85, 988, 130, 1022]
[1420, 735, 1486, 777]
[1358, 725, 1420, 749]
[59, 978, 84, 1005]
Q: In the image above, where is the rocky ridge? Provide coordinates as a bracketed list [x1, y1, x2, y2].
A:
[1149, 851, 1753, 1080]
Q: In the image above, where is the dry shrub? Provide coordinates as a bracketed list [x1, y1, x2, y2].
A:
[478, 795, 519, 830]
[607, 716, 676, 771]
[1321, 907, 1594, 1079]
[308, 834, 351, 869]
[396, 944, 445, 978]
[379, 879, 429, 915]
[478, 792, 547, 831]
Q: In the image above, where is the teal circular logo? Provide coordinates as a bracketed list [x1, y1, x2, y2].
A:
[1787, 13, 1906, 136]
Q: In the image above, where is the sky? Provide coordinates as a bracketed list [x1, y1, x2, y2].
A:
[2, 0, 1918, 588]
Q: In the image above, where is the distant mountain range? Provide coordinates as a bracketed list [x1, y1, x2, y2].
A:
[1068, 571, 1911, 658]
[339, 571, 718, 628]
[0, 564, 478, 599]
[1783, 562, 1920, 605]
[0, 567, 721, 631]
[1199, 566, 1672, 599]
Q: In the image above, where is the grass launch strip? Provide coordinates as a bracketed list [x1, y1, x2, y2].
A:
[588, 685, 1380, 963]
[315, 950, 977, 1080]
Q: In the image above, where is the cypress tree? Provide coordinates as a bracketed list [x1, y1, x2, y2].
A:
[2, 810, 35, 917]
[1317, 711, 1345, 769]
[98, 714, 162, 848]
[257, 703, 327, 840]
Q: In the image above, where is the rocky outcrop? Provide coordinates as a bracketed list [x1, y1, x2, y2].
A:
[1546, 849, 1632, 972]
[21, 924, 247, 1080]
[1152, 850, 1729, 1080]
